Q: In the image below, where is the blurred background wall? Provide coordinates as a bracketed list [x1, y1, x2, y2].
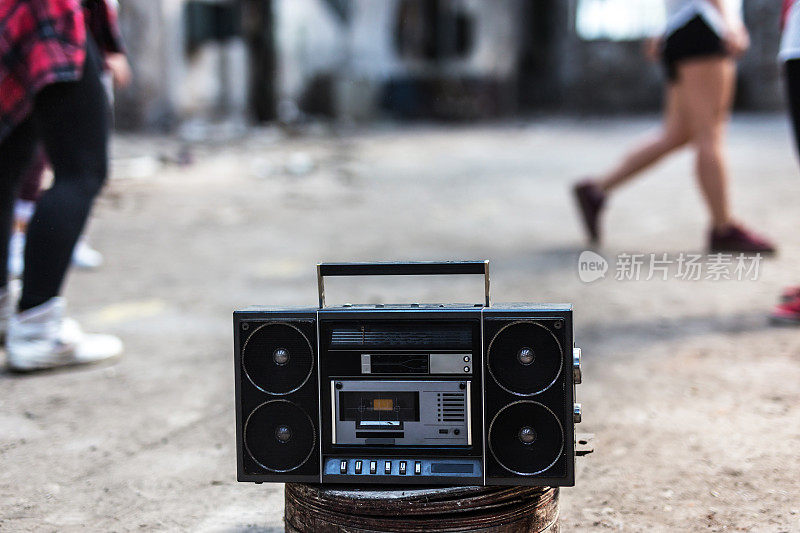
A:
[114, 0, 783, 130]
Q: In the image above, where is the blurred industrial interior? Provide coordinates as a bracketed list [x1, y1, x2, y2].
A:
[116, 0, 784, 132]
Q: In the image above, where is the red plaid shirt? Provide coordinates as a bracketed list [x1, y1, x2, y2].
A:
[0, 0, 124, 143]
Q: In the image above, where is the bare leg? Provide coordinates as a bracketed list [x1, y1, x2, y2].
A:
[676, 57, 735, 230]
[573, 86, 690, 243]
[598, 86, 691, 192]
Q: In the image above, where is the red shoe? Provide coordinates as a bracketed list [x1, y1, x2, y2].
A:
[780, 286, 800, 303]
[771, 295, 800, 325]
[573, 179, 606, 244]
[709, 223, 776, 255]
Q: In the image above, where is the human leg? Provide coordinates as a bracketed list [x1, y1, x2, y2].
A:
[7, 145, 47, 278]
[0, 120, 38, 287]
[770, 60, 800, 323]
[20, 36, 109, 311]
[677, 57, 734, 229]
[0, 121, 37, 336]
[573, 86, 690, 243]
[573, 86, 691, 243]
[678, 57, 775, 253]
[784, 60, 800, 158]
[17, 145, 46, 204]
[597, 86, 691, 192]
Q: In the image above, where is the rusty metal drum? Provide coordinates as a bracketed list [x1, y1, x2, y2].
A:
[284, 483, 560, 533]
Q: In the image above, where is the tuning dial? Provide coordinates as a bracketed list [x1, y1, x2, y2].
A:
[573, 403, 582, 424]
[573, 348, 582, 384]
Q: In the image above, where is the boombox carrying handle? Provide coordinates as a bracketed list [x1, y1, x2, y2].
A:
[316, 261, 490, 308]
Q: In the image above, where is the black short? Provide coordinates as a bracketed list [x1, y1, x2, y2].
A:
[662, 15, 727, 82]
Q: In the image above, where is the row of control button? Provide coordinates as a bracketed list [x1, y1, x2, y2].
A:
[338, 460, 422, 475]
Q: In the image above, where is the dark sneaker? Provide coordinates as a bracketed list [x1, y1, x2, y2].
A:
[573, 179, 606, 244]
[780, 286, 800, 303]
[771, 295, 800, 325]
[709, 223, 776, 255]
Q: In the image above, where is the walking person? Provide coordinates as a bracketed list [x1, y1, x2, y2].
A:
[573, 0, 776, 254]
[771, 0, 800, 323]
[0, 0, 128, 371]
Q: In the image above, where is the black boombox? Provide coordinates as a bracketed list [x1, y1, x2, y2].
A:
[233, 262, 583, 487]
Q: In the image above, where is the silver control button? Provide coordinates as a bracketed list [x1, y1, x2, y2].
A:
[385, 461, 391, 474]
[369, 461, 377, 474]
[573, 348, 582, 384]
[463, 366, 470, 372]
[355, 460, 362, 474]
[463, 356, 470, 362]
[340, 460, 347, 474]
[414, 461, 422, 475]
[399, 461, 407, 475]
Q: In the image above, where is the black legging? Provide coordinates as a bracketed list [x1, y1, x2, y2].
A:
[0, 35, 109, 311]
[786, 60, 800, 158]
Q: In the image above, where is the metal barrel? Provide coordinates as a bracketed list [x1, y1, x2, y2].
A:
[285, 484, 560, 533]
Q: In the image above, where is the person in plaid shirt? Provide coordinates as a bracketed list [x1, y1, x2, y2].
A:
[0, 0, 130, 371]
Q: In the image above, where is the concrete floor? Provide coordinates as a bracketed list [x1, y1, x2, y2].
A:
[1, 115, 799, 531]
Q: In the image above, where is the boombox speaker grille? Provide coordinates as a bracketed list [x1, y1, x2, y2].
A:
[242, 322, 313, 395]
[244, 399, 316, 472]
[488, 401, 564, 476]
[487, 321, 563, 396]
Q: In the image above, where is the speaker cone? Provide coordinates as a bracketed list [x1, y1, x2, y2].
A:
[487, 321, 563, 395]
[244, 400, 316, 472]
[488, 401, 564, 476]
[242, 322, 313, 395]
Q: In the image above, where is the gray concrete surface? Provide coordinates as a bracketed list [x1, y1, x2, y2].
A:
[1, 115, 799, 531]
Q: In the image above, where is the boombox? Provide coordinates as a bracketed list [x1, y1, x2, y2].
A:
[233, 261, 583, 487]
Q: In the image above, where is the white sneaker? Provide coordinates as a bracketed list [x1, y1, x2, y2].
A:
[7, 230, 24, 278]
[72, 238, 103, 269]
[6, 298, 122, 372]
